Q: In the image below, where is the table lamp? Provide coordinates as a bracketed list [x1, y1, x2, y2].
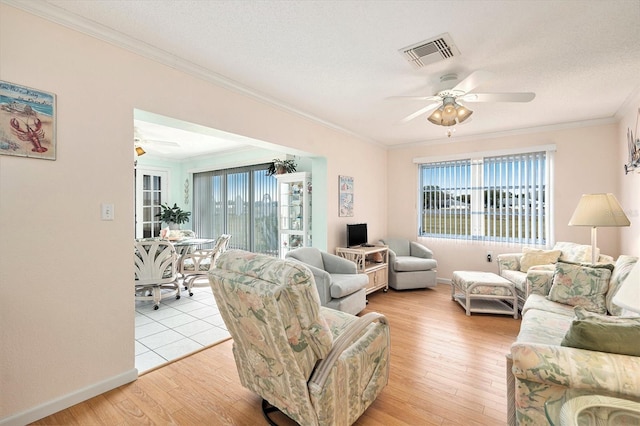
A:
[612, 261, 640, 314]
[568, 193, 630, 264]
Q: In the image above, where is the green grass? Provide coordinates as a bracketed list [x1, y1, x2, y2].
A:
[421, 211, 545, 241]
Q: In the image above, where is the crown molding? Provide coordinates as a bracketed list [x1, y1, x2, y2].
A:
[2, 0, 379, 147]
[388, 116, 619, 150]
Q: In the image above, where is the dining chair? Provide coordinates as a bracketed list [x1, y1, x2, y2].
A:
[180, 234, 231, 296]
[134, 239, 181, 310]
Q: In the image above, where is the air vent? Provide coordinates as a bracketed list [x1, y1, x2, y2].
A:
[399, 33, 460, 69]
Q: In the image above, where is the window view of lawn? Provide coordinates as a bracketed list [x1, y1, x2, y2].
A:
[419, 150, 549, 244]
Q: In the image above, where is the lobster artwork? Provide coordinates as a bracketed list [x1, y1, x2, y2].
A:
[10, 116, 47, 153]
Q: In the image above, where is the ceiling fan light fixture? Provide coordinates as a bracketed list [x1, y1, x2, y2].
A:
[427, 97, 472, 127]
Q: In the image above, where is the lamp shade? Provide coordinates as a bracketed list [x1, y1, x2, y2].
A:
[568, 193, 630, 227]
[612, 261, 640, 313]
[135, 146, 146, 156]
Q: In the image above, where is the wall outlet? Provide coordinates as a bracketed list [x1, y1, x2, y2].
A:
[486, 251, 493, 262]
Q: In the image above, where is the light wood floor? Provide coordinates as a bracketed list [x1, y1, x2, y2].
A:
[32, 284, 521, 425]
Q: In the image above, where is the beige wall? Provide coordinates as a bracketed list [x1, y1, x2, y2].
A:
[0, 5, 386, 423]
[387, 122, 627, 280]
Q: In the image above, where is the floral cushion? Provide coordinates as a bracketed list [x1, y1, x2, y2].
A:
[522, 294, 576, 317]
[553, 241, 599, 264]
[181, 257, 212, 272]
[519, 248, 562, 272]
[516, 307, 573, 345]
[453, 271, 514, 297]
[547, 262, 611, 314]
[502, 269, 527, 295]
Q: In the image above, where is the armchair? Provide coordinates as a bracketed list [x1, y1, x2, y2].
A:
[497, 241, 616, 309]
[379, 238, 437, 290]
[208, 250, 390, 426]
[285, 247, 368, 315]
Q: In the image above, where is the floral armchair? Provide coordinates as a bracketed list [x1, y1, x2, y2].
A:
[498, 241, 615, 309]
[208, 250, 390, 425]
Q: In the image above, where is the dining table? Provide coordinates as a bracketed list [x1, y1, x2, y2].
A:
[170, 238, 217, 258]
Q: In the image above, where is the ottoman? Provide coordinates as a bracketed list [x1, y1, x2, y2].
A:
[451, 271, 518, 318]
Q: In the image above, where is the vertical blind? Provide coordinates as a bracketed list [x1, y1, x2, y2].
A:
[193, 164, 278, 255]
[419, 150, 549, 244]
[420, 159, 472, 239]
[484, 151, 547, 245]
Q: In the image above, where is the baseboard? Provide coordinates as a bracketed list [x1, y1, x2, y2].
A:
[0, 368, 138, 426]
[437, 277, 451, 285]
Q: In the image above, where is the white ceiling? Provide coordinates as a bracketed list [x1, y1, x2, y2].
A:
[11, 0, 640, 156]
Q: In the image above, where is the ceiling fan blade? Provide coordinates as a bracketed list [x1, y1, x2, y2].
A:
[387, 95, 441, 101]
[452, 70, 493, 94]
[400, 102, 441, 123]
[460, 92, 536, 103]
[146, 139, 181, 147]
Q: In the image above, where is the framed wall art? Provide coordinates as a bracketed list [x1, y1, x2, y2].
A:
[624, 107, 640, 174]
[0, 80, 56, 160]
[339, 175, 354, 217]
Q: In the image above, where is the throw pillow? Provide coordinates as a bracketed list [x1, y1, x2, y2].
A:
[554, 241, 599, 264]
[561, 306, 640, 356]
[519, 248, 562, 272]
[547, 262, 611, 314]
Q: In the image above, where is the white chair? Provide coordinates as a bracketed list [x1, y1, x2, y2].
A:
[180, 234, 231, 296]
[134, 239, 181, 310]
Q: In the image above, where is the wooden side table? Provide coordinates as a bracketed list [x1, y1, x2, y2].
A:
[335, 246, 389, 295]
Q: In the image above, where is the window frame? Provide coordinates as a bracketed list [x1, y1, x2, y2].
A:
[415, 145, 555, 245]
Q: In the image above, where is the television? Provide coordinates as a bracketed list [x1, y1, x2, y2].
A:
[347, 223, 368, 247]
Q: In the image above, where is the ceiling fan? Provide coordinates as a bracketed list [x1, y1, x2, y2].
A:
[134, 127, 180, 155]
[393, 70, 536, 126]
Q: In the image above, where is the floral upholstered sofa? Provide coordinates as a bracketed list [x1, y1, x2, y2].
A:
[498, 241, 615, 309]
[505, 254, 640, 425]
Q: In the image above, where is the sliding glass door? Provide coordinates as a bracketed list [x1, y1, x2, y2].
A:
[193, 164, 278, 255]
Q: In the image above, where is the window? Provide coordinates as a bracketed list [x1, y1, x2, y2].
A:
[193, 164, 279, 255]
[135, 169, 168, 238]
[418, 147, 553, 245]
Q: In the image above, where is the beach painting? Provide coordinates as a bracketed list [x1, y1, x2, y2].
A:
[339, 175, 354, 217]
[0, 80, 56, 160]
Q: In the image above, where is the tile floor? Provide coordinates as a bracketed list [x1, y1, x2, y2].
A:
[135, 283, 231, 374]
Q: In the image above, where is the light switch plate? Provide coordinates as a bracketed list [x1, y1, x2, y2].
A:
[101, 203, 114, 220]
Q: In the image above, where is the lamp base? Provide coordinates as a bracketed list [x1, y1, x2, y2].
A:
[590, 226, 598, 265]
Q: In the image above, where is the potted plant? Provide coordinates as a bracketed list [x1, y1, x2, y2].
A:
[266, 158, 297, 176]
[156, 203, 191, 229]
